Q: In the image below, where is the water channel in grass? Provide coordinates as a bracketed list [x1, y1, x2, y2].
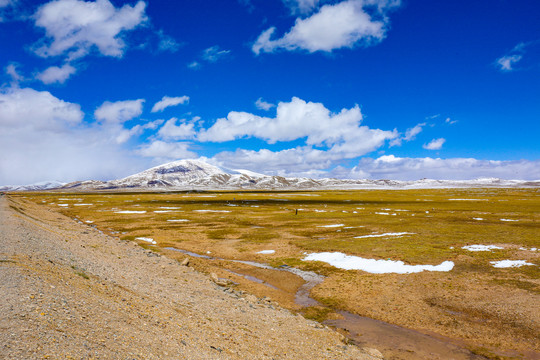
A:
[165, 246, 489, 360]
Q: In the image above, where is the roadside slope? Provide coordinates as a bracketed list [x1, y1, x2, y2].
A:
[0, 196, 378, 359]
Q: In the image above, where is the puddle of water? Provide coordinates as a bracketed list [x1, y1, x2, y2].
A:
[164, 247, 213, 259]
[325, 311, 487, 360]
[224, 269, 278, 290]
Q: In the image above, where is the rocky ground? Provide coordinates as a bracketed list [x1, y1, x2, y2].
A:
[0, 195, 382, 360]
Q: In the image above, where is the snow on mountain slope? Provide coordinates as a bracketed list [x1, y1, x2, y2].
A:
[3, 159, 539, 191]
[0, 181, 66, 192]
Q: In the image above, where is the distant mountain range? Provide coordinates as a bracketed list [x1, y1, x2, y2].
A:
[2, 159, 539, 192]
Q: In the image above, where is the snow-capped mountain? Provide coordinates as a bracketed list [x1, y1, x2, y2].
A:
[4, 159, 539, 192]
[0, 181, 66, 192]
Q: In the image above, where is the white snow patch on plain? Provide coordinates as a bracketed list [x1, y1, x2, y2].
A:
[74, 203, 93, 206]
[115, 210, 147, 214]
[135, 237, 156, 245]
[85, 220, 94, 223]
[519, 247, 537, 251]
[448, 199, 488, 201]
[317, 224, 345, 228]
[303, 252, 454, 274]
[57, 204, 68, 207]
[257, 250, 275, 254]
[490, 260, 535, 268]
[462, 245, 503, 252]
[472, 218, 484, 221]
[154, 210, 183, 213]
[167, 219, 189, 222]
[500, 219, 519, 222]
[375, 212, 390, 215]
[193, 210, 231, 213]
[355, 232, 415, 239]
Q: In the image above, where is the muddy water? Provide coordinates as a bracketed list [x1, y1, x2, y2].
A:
[325, 311, 486, 360]
[164, 247, 487, 360]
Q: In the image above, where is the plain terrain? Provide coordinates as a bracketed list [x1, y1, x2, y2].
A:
[0, 195, 379, 359]
[6, 188, 540, 359]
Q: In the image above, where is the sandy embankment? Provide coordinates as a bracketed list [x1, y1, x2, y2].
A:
[0, 196, 380, 359]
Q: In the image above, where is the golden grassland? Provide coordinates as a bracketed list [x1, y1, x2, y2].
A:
[14, 188, 540, 359]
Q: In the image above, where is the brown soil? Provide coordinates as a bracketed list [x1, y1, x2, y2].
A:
[0, 196, 379, 359]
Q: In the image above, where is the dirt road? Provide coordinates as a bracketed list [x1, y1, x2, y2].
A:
[0, 196, 379, 359]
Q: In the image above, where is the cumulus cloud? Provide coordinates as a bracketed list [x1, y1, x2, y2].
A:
[94, 99, 144, 123]
[151, 95, 189, 112]
[157, 118, 196, 140]
[33, 0, 147, 60]
[423, 138, 445, 150]
[253, 0, 399, 54]
[0, 86, 147, 185]
[36, 63, 76, 84]
[137, 140, 197, 160]
[350, 155, 540, 180]
[255, 97, 275, 111]
[0, 86, 82, 130]
[199, 96, 396, 149]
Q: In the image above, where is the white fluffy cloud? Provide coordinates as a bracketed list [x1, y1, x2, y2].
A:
[94, 99, 144, 123]
[253, 0, 399, 54]
[33, 0, 147, 60]
[0, 86, 147, 185]
[255, 97, 275, 111]
[157, 118, 196, 140]
[36, 63, 76, 84]
[199, 97, 395, 147]
[0, 87, 82, 130]
[197, 97, 396, 174]
[352, 155, 540, 180]
[423, 138, 445, 150]
[151, 95, 189, 112]
[137, 140, 197, 160]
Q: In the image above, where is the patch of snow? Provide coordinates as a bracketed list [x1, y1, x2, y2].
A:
[85, 220, 94, 223]
[375, 212, 390, 215]
[462, 245, 504, 251]
[135, 237, 156, 245]
[193, 210, 231, 213]
[57, 204, 69, 207]
[355, 232, 415, 239]
[257, 250, 275, 254]
[472, 218, 484, 221]
[73, 203, 93, 206]
[115, 210, 147, 214]
[167, 219, 189, 222]
[500, 219, 519, 222]
[154, 210, 183, 213]
[303, 252, 454, 274]
[317, 224, 345, 228]
[448, 199, 488, 201]
[490, 260, 535, 268]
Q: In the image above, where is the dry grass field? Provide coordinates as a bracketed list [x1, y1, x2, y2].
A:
[15, 188, 540, 359]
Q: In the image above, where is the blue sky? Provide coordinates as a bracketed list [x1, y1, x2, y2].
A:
[1, 0, 539, 185]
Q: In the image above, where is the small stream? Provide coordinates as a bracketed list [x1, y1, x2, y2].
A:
[164, 246, 488, 360]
